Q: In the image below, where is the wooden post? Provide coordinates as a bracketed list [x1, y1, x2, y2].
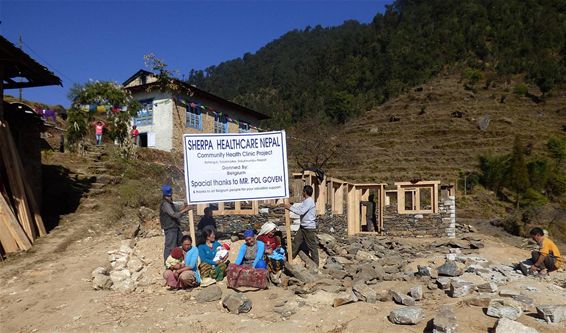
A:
[284, 198, 293, 262]
[379, 185, 385, 235]
[188, 209, 196, 246]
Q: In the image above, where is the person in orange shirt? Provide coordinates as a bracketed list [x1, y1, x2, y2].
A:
[529, 227, 563, 274]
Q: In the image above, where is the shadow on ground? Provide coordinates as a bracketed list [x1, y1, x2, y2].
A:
[41, 164, 93, 232]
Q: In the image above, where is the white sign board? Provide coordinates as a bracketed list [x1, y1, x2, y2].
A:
[183, 131, 289, 204]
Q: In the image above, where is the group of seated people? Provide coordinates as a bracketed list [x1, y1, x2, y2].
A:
[163, 221, 285, 290]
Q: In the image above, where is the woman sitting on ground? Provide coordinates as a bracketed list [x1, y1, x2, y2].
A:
[197, 226, 229, 281]
[257, 222, 285, 273]
[234, 229, 266, 268]
[163, 236, 200, 289]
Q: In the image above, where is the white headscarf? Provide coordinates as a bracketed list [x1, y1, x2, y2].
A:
[258, 222, 278, 236]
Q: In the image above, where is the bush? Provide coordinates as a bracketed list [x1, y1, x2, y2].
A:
[478, 154, 510, 194]
[513, 83, 528, 96]
[520, 188, 548, 207]
[547, 172, 566, 200]
[464, 68, 483, 85]
[118, 179, 161, 208]
[502, 212, 525, 236]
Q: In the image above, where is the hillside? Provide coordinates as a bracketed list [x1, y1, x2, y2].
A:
[188, 0, 566, 127]
[325, 71, 566, 184]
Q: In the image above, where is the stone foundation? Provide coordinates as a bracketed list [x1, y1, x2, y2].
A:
[383, 196, 456, 238]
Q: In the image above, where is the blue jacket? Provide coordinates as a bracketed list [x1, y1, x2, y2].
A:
[184, 246, 202, 284]
[235, 240, 265, 268]
[198, 241, 221, 266]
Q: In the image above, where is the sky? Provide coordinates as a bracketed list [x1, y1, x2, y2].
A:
[0, 0, 390, 107]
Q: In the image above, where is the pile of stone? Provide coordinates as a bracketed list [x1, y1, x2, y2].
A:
[91, 241, 151, 292]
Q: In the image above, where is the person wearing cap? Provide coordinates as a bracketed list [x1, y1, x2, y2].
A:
[283, 185, 319, 267]
[257, 222, 285, 273]
[234, 230, 266, 268]
[160, 185, 190, 262]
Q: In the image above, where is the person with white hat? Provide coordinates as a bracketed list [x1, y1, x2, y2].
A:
[258, 222, 285, 273]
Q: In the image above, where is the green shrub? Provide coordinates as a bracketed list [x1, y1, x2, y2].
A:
[547, 172, 566, 200]
[464, 68, 483, 85]
[547, 136, 566, 164]
[527, 159, 549, 191]
[519, 188, 548, 207]
[513, 83, 528, 96]
[478, 154, 510, 194]
[502, 212, 524, 236]
[118, 179, 161, 208]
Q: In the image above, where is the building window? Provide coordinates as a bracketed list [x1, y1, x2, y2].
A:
[239, 121, 250, 133]
[213, 114, 228, 133]
[134, 99, 153, 126]
[186, 105, 202, 129]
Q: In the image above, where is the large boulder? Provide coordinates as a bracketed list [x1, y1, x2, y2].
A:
[495, 318, 538, 333]
[223, 293, 252, 314]
[91, 267, 112, 290]
[449, 281, 474, 298]
[536, 304, 566, 324]
[477, 282, 498, 293]
[433, 305, 458, 333]
[284, 262, 317, 284]
[355, 250, 378, 262]
[390, 290, 416, 306]
[333, 289, 358, 307]
[409, 285, 423, 301]
[388, 307, 425, 325]
[195, 285, 222, 303]
[487, 299, 523, 320]
[437, 260, 462, 277]
[353, 282, 377, 303]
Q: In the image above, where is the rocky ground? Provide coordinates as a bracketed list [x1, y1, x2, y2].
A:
[1, 150, 565, 333]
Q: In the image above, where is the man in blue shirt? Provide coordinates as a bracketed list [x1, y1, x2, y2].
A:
[284, 185, 319, 267]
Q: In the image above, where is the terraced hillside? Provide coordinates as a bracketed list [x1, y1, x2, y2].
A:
[326, 72, 566, 184]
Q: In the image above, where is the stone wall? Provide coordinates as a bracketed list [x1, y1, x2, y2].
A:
[382, 196, 456, 238]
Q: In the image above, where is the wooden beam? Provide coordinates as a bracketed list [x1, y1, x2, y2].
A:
[20, 154, 46, 237]
[379, 185, 385, 235]
[0, 122, 36, 241]
[284, 198, 293, 262]
[188, 210, 196, 247]
[0, 199, 18, 252]
[0, 193, 32, 250]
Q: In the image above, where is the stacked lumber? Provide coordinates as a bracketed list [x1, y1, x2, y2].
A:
[0, 120, 46, 254]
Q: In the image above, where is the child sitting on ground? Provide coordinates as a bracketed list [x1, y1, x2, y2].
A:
[165, 247, 185, 270]
[213, 243, 230, 262]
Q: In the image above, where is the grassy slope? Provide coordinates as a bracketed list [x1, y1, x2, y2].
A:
[326, 71, 565, 184]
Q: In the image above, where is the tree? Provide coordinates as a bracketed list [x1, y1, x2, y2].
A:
[508, 136, 530, 207]
[478, 154, 510, 196]
[66, 81, 141, 153]
[287, 119, 351, 171]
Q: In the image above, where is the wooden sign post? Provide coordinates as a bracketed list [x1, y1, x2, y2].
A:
[188, 209, 196, 246]
[284, 198, 293, 262]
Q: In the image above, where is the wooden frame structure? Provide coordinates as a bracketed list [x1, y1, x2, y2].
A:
[292, 171, 326, 215]
[196, 200, 259, 216]
[394, 181, 440, 214]
[347, 183, 386, 236]
[327, 177, 346, 215]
